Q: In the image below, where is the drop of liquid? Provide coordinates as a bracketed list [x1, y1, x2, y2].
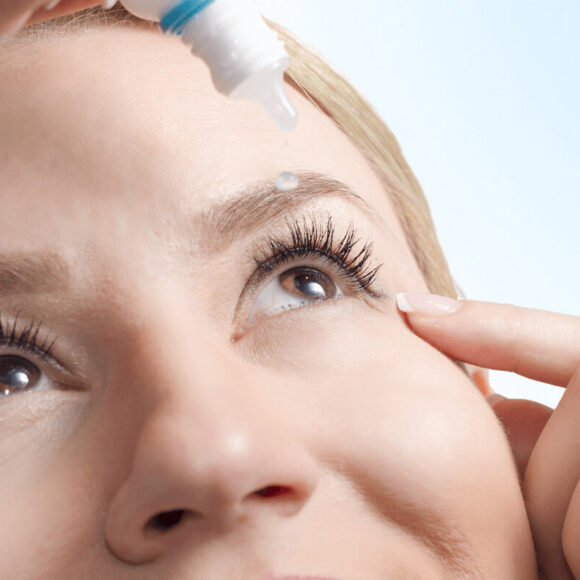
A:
[275, 171, 299, 192]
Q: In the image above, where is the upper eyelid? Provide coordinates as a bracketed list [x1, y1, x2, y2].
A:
[246, 210, 377, 263]
[254, 215, 382, 280]
[0, 317, 72, 376]
[0, 319, 52, 354]
[248, 246, 363, 293]
[0, 340, 69, 376]
[252, 242, 381, 290]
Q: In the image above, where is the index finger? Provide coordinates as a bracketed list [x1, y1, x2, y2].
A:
[27, 0, 103, 26]
[0, 0, 36, 35]
[0, 0, 101, 35]
[396, 293, 580, 387]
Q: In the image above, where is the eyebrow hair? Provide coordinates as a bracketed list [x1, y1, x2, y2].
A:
[0, 172, 384, 296]
[194, 171, 388, 255]
[0, 253, 70, 296]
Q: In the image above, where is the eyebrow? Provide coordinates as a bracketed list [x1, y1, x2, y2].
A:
[194, 171, 387, 255]
[0, 172, 384, 295]
[0, 253, 70, 296]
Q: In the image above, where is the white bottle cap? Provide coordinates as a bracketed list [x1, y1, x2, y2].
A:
[180, 0, 297, 131]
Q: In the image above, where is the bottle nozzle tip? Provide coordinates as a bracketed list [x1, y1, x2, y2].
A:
[231, 63, 298, 132]
[267, 92, 298, 132]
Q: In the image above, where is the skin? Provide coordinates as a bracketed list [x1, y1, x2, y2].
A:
[0, 23, 565, 579]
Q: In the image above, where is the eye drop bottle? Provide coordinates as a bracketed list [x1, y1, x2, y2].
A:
[119, 0, 298, 131]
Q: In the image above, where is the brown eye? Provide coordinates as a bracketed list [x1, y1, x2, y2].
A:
[279, 267, 338, 300]
[243, 264, 346, 331]
[0, 356, 41, 396]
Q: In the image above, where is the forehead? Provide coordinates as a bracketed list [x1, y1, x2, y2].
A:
[0, 26, 416, 269]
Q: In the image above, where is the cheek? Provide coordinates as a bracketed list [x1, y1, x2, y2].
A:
[239, 297, 501, 474]
[238, 297, 465, 389]
[0, 394, 100, 573]
[237, 298, 401, 370]
[284, 303, 496, 471]
[241, 300, 519, 534]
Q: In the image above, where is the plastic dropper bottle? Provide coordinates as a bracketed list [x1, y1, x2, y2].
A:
[119, 0, 297, 131]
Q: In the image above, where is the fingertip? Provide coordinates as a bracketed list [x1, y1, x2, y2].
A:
[486, 393, 508, 407]
[395, 292, 463, 316]
[395, 292, 413, 313]
[0, 10, 33, 37]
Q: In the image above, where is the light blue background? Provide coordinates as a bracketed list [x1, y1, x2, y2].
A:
[261, 0, 579, 408]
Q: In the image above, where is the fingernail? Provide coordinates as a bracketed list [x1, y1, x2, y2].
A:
[44, 0, 62, 10]
[102, 0, 117, 8]
[396, 292, 463, 315]
[486, 393, 507, 406]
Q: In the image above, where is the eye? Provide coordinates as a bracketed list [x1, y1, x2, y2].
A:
[236, 217, 385, 338]
[246, 265, 344, 326]
[0, 355, 44, 396]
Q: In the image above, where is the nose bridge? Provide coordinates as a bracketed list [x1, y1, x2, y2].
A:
[121, 288, 282, 460]
[130, 297, 230, 398]
[132, 311, 282, 493]
[148, 334, 274, 446]
[120, 289, 254, 419]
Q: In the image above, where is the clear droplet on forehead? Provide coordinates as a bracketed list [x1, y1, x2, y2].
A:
[275, 171, 300, 192]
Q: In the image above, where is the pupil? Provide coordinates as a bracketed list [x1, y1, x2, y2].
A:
[294, 273, 326, 298]
[0, 356, 40, 393]
[7, 370, 29, 389]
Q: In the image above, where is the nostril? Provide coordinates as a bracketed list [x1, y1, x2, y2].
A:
[147, 509, 186, 531]
[253, 485, 291, 498]
[144, 488, 294, 534]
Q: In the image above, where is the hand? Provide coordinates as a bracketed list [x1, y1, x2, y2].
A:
[396, 293, 580, 579]
[0, 0, 102, 36]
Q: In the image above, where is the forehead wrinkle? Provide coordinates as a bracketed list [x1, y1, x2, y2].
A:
[193, 171, 390, 255]
[0, 252, 69, 295]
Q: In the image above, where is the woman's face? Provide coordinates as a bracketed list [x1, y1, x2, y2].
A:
[0, 26, 536, 579]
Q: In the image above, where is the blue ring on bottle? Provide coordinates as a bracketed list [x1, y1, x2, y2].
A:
[160, 0, 216, 36]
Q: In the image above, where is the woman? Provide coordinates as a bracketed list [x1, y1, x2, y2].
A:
[0, 4, 579, 579]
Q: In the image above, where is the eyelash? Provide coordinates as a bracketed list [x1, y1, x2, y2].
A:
[251, 216, 384, 299]
[0, 315, 57, 363]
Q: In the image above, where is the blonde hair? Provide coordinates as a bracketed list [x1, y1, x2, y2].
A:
[13, 6, 456, 297]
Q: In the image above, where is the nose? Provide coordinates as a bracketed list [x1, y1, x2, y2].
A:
[104, 344, 319, 565]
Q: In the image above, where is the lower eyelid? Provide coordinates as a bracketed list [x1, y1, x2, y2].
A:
[234, 290, 355, 341]
[232, 292, 366, 343]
